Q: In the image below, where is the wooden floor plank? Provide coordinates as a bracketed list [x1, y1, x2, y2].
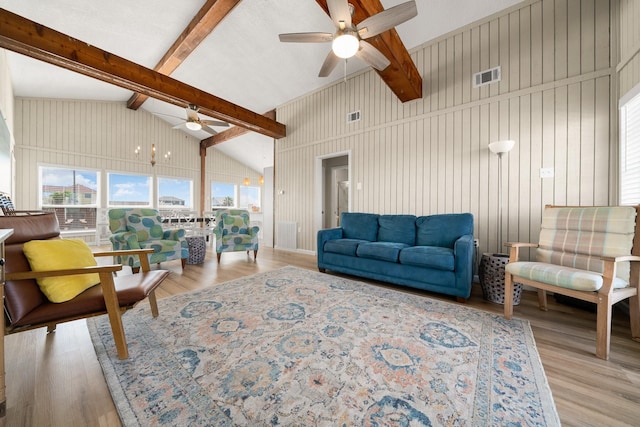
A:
[4, 247, 640, 426]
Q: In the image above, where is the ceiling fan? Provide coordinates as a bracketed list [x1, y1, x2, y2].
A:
[279, 0, 418, 77]
[157, 104, 229, 135]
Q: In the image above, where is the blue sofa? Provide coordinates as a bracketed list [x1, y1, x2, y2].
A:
[317, 212, 475, 299]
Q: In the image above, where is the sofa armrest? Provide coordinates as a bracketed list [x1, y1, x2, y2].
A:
[110, 231, 141, 249]
[163, 228, 186, 241]
[317, 228, 343, 267]
[453, 235, 474, 294]
[6, 264, 122, 281]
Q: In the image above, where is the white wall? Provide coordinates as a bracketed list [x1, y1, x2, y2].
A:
[276, 0, 616, 255]
[0, 49, 15, 195]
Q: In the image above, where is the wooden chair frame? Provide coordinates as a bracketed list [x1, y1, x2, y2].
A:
[504, 205, 640, 360]
[5, 248, 160, 360]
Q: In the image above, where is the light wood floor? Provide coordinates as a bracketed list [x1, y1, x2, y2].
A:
[4, 247, 640, 426]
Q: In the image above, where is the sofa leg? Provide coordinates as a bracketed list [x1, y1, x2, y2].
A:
[181, 258, 186, 269]
[217, 253, 221, 263]
[318, 268, 326, 273]
[253, 250, 258, 261]
[456, 297, 467, 304]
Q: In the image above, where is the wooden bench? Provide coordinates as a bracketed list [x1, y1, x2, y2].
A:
[504, 205, 640, 360]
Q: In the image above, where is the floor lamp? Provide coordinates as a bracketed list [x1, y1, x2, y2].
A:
[488, 140, 515, 254]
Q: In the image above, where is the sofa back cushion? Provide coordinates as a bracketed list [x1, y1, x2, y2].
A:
[537, 206, 637, 283]
[416, 213, 474, 248]
[378, 215, 416, 246]
[341, 213, 379, 241]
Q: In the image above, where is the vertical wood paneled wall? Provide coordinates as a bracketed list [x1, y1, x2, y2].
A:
[618, 1, 640, 97]
[276, 0, 615, 255]
[12, 98, 259, 213]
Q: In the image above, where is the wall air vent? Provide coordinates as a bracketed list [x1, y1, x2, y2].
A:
[473, 66, 501, 88]
[347, 111, 361, 124]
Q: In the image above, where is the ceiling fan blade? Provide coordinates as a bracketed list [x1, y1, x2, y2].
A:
[327, 0, 352, 29]
[318, 50, 341, 77]
[279, 32, 333, 43]
[201, 119, 229, 128]
[172, 123, 186, 130]
[202, 126, 218, 135]
[357, 0, 418, 40]
[356, 40, 390, 71]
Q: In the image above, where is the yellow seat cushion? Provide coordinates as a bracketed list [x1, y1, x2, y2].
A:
[23, 239, 100, 303]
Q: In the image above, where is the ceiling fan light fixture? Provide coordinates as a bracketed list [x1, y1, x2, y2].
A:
[332, 31, 359, 59]
[185, 121, 202, 131]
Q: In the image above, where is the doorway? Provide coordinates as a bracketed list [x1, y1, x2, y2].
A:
[314, 152, 351, 246]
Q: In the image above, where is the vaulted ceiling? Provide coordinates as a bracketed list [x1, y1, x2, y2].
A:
[0, 0, 523, 173]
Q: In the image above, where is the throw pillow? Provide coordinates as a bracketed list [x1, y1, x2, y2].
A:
[23, 239, 100, 303]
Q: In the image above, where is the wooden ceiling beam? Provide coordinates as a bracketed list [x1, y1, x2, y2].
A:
[315, 0, 422, 102]
[127, 0, 242, 110]
[0, 8, 286, 139]
[201, 109, 276, 149]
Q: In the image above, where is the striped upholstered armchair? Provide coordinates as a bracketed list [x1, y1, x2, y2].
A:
[213, 209, 259, 263]
[108, 208, 188, 270]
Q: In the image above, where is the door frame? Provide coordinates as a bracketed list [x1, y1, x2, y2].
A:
[314, 150, 351, 251]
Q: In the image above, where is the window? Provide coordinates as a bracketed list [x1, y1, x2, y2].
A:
[620, 88, 640, 205]
[158, 177, 193, 209]
[108, 173, 152, 207]
[239, 185, 260, 211]
[40, 166, 99, 231]
[212, 182, 236, 208]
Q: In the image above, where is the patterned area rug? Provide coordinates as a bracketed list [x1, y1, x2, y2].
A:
[88, 266, 560, 426]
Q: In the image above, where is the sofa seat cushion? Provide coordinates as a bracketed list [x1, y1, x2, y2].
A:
[356, 242, 408, 263]
[505, 261, 629, 292]
[324, 239, 368, 256]
[399, 246, 455, 271]
[221, 233, 254, 246]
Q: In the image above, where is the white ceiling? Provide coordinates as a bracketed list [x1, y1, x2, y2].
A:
[0, 0, 522, 173]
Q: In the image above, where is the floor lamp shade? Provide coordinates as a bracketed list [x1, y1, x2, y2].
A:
[488, 140, 515, 155]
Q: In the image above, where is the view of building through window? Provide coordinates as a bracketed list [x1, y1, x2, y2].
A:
[40, 166, 99, 231]
[158, 177, 193, 209]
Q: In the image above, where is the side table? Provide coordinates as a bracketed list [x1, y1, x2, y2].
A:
[479, 252, 523, 305]
[185, 236, 206, 265]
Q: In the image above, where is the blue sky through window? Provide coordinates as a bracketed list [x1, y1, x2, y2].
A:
[108, 173, 151, 205]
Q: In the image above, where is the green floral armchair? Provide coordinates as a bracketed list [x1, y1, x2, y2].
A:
[213, 209, 259, 263]
[108, 208, 188, 270]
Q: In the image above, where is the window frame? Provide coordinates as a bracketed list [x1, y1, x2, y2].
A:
[619, 84, 640, 206]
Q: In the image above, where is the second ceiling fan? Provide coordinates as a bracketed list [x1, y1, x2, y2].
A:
[169, 104, 229, 135]
[279, 0, 418, 77]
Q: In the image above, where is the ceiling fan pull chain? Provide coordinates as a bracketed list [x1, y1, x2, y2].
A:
[343, 59, 347, 83]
